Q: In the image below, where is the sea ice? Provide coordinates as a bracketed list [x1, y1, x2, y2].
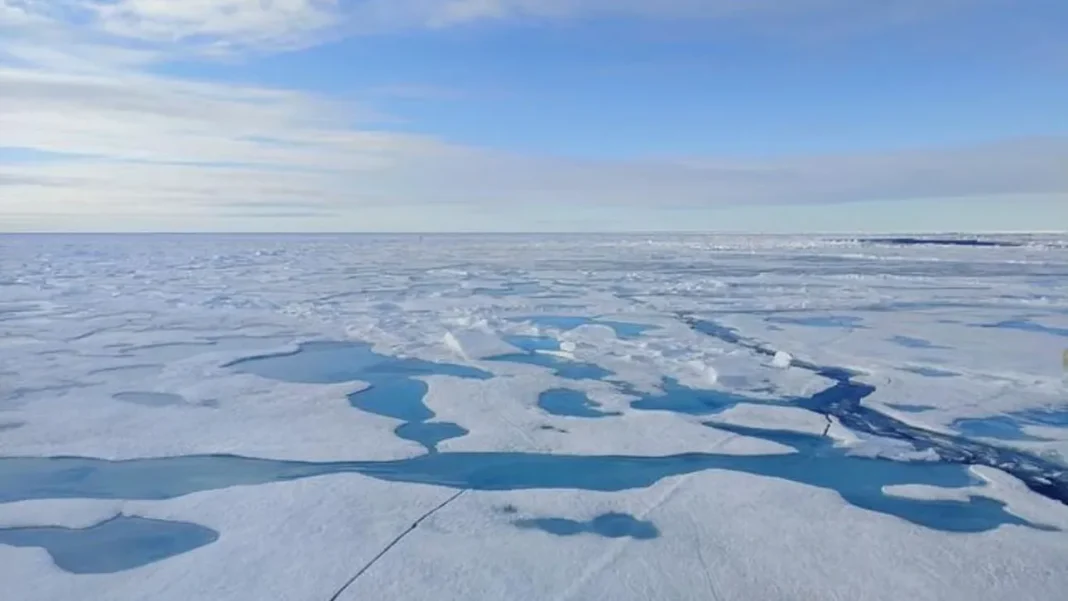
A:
[2, 233, 1067, 601]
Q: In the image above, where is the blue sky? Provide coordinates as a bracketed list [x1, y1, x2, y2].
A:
[1, 1, 1066, 232]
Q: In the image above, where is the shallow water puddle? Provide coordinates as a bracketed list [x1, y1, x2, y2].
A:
[951, 407, 1068, 442]
[502, 335, 562, 353]
[680, 314, 1068, 506]
[0, 515, 218, 574]
[629, 378, 771, 416]
[0, 437, 1053, 534]
[538, 389, 620, 418]
[487, 351, 615, 381]
[228, 341, 490, 453]
[515, 512, 659, 540]
[888, 336, 944, 349]
[6, 329, 1063, 574]
[226, 340, 491, 386]
[951, 416, 1050, 442]
[979, 319, 1068, 338]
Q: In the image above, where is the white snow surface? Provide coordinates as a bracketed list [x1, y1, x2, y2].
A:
[1, 233, 1067, 601]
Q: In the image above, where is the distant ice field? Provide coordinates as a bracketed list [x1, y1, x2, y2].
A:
[1, 233, 1067, 601]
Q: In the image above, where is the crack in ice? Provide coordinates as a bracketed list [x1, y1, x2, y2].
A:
[327, 489, 467, 601]
[675, 312, 1068, 506]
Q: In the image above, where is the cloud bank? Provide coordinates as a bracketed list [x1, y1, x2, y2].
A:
[1, 0, 1065, 231]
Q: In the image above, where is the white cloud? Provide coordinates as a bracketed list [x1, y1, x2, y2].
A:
[0, 0, 341, 56]
[0, 0, 35, 26]
[0, 58, 471, 220]
[0, 0, 1065, 232]
[1, 0, 1027, 56]
[0, 66, 434, 167]
[3, 56, 1066, 229]
[91, 0, 340, 47]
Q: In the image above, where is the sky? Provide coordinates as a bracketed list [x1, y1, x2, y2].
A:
[1, 0, 1066, 233]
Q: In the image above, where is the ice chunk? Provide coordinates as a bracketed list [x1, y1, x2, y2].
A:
[837, 433, 940, 462]
[685, 360, 719, 385]
[771, 351, 793, 369]
[442, 330, 517, 360]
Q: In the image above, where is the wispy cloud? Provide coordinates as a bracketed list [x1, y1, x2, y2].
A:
[1, 0, 341, 54]
[0, 0, 1065, 231]
[3, 0, 1041, 55]
[93, 0, 340, 49]
[4, 56, 1065, 227]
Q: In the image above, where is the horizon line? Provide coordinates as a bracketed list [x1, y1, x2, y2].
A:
[1, 230, 1066, 237]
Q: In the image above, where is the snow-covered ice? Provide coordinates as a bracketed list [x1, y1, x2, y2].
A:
[1, 233, 1067, 601]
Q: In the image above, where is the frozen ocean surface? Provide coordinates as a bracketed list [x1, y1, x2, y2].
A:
[1, 233, 1067, 601]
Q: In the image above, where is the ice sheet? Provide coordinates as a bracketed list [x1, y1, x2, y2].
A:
[2, 233, 1067, 601]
